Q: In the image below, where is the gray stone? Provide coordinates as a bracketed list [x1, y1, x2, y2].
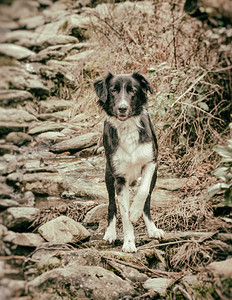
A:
[12, 233, 45, 247]
[18, 15, 45, 29]
[6, 132, 32, 146]
[38, 216, 90, 243]
[28, 122, 65, 135]
[0, 30, 39, 49]
[0, 277, 26, 300]
[0, 107, 37, 123]
[27, 265, 136, 299]
[0, 122, 29, 135]
[0, 182, 14, 198]
[36, 131, 67, 144]
[0, 66, 49, 96]
[143, 277, 175, 296]
[22, 172, 65, 196]
[0, 43, 36, 60]
[64, 49, 94, 62]
[10, 0, 39, 20]
[39, 98, 73, 114]
[50, 132, 99, 153]
[207, 258, 232, 277]
[0, 89, 33, 106]
[84, 203, 108, 225]
[62, 249, 102, 268]
[2, 207, 39, 230]
[0, 199, 19, 209]
[6, 172, 23, 185]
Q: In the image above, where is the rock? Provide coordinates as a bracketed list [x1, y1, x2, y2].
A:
[62, 249, 102, 268]
[207, 258, 232, 277]
[143, 277, 175, 297]
[0, 224, 8, 239]
[0, 66, 49, 96]
[22, 172, 65, 196]
[2, 207, 39, 230]
[0, 278, 25, 299]
[50, 132, 99, 153]
[2, 153, 17, 174]
[36, 131, 67, 145]
[0, 182, 14, 198]
[156, 178, 188, 191]
[22, 191, 35, 206]
[28, 121, 65, 135]
[18, 15, 45, 29]
[0, 43, 36, 60]
[0, 107, 36, 123]
[38, 110, 70, 122]
[64, 49, 95, 62]
[0, 89, 33, 106]
[10, 0, 39, 20]
[27, 265, 136, 299]
[0, 122, 30, 135]
[0, 30, 39, 49]
[6, 132, 32, 146]
[40, 65, 76, 88]
[39, 98, 73, 114]
[83, 203, 108, 225]
[12, 233, 45, 247]
[6, 172, 23, 185]
[0, 199, 19, 209]
[38, 216, 90, 243]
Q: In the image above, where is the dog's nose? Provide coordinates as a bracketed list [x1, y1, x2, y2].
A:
[118, 106, 128, 114]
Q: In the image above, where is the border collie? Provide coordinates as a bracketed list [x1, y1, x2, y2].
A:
[94, 72, 164, 253]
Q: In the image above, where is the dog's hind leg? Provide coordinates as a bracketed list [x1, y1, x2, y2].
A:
[103, 164, 117, 243]
[115, 176, 136, 253]
[143, 166, 164, 239]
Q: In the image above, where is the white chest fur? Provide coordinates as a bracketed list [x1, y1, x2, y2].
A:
[109, 117, 153, 182]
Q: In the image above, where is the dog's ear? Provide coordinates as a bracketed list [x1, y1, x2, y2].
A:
[132, 72, 153, 94]
[94, 73, 113, 103]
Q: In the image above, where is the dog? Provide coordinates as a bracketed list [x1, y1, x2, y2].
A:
[94, 72, 164, 252]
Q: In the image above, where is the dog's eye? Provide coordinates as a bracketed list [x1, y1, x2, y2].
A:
[110, 87, 118, 94]
[127, 86, 137, 94]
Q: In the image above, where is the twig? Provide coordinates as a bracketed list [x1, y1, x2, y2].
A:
[173, 285, 193, 300]
[171, 71, 207, 107]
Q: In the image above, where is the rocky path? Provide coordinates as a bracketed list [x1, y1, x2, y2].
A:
[0, 0, 232, 299]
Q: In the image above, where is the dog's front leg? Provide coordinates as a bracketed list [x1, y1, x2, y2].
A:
[115, 177, 137, 253]
[130, 162, 157, 223]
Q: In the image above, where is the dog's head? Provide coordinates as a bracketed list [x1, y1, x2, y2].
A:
[94, 72, 153, 121]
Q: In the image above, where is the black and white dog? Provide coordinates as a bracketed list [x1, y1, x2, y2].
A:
[94, 72, 164, 253]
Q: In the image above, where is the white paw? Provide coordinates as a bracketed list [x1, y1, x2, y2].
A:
[103, 227, 117, 243]
[122, 240, 137, 253]
[148, 227, 165, 239]
[130, 203, 142, 223]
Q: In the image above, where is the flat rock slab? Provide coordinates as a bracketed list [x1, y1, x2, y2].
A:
[144, 277, 175, 297]
[22, 172, 65, 196]
[12, 232, 45, 247]
[0, 107, 37, 123]
[28, 122, 65, 135]
[50, 132, 99, 153]
[27, 265, 136, 299]
[0, 43, 36, 60]
[207, 258, 232, 277]
[38, 216, 90, 243]
[0, 90, 33, 106]
[0, 66, 49, 96]
[2, 207, 40, 230]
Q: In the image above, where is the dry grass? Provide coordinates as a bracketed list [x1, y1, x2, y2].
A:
[31, 202, 97, 230]
[151, 196, 211, 232]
